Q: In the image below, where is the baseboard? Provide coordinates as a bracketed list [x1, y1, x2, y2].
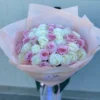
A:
[0, 85, 100, 100]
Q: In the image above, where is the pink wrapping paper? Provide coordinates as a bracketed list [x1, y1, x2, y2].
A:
[0, 4, 100, 86]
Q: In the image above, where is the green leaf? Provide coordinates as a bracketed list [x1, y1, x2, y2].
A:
[35, 81, 41, 91]
[60, 78, 70, 93]
[52, 85, 59, 94]
[35, 81, 46, 95]
[52, 78, 70, 94]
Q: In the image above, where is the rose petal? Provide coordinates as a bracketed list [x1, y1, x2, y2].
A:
[48, 26, 55, 32]
[47, 42, 57, 53]
[23, 37, 30, 44]
[23, 30, 30, 37]
[64, 34, 77, 42]
[15, 41, 23, 55]
[40, 49, 50, 60]
[57, 45, 68, 55]
[77, 39, 85, 47]
[39, 61, 50, 67]
[30, 36, 37, 44]
[49, 24, 56, 28]
[25, 51, 33, 60]
[22, 60, 31, 65]
[47, 33, 56, 41]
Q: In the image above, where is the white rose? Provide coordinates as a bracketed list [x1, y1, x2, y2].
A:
[68, 42, 79, 51]
[31, 55, 41, 65]
[18, 53, 25, 63]
[21, 43, 32, 53]
[38, 36, 48, 47]
[28, 28, 37, 38]
[72, 31, 80, 38]
[31, 44, 41, 54]
[53, 28, 63, 36]
[76, 48, 87, 60]
[36, 30, 48, 37]
[63, 28, 71, 35]
[68, 51, 78, 63]
[28, 32, 35, 38]
[55, 35, 65, 44]
[31, 28, 37, 32]
[37, 24, 47, 30]
[49, 54, 62, 66]
[62, 54, 72, 65]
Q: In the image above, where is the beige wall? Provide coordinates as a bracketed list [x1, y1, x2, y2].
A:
[0, 0, 100, 92]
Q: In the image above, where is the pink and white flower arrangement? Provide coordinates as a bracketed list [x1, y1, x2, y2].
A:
[16, 24, 87, 67]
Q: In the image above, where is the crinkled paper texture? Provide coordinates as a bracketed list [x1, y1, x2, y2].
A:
[0, 4, 100, 86]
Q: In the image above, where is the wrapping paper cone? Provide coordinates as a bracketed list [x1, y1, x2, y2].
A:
[0, 19, 27, 64]
[0, 4, 100, 86]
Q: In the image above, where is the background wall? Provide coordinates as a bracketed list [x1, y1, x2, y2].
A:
[0, 0, 100, 92]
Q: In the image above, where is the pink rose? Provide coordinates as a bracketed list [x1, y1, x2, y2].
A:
[47, 42, 57, 53]
[77, 39, 85, 48]
[56, 25, 64, 29]
[47, 33, 56, 41]
[57, 45, 68, 55]
[64, 34, 77, 42]
[49, 24, 56, 28]
[22, 37, 30, 44]
[15, 41, 23, 55]
[48, 24, 56, 32]
[39, 61, 50, 67]
[22, 60, 31, 65]
[40, 49, 50, 60]
[23, 30, 30, 37]
[83, 43, 87, 51]
[48, 26, 55, 32]
[25, 51, 33, 61]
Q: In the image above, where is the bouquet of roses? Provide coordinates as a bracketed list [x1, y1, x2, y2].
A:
[0, 4, 100, 96]
[16, 24, 87, 68]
